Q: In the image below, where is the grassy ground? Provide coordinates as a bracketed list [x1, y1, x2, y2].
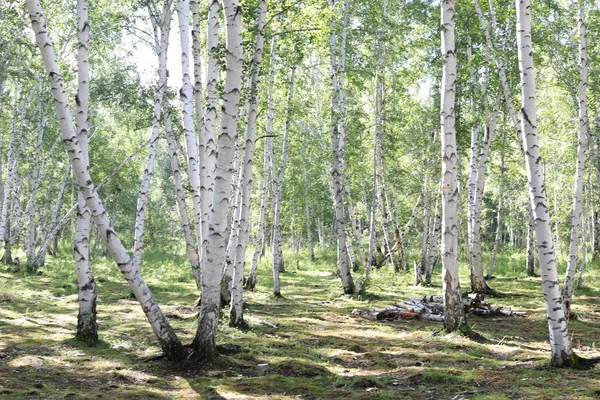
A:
[0, 247, 599, 399]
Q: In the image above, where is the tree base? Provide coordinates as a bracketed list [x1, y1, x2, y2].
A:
[74, 332, 99, 347]
[553, 352, 600, 370]
[472, 282, 505, 298]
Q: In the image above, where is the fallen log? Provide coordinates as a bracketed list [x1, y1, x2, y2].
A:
[353, 293, 526, 322]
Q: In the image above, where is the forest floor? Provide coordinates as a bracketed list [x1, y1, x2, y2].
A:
[0, 247, 599, 400]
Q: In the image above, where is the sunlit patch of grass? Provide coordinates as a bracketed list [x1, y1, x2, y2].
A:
[0, 246, 599, 399]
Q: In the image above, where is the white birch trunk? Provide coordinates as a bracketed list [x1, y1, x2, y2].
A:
[471, 100, 498, 293]
[164, 111, 201, 288]
[191, 0, 204, 156]
[358, 152, 377, 295]
[133, 0, 172, 271]
[526, 209, 535, 275]
[26, 90, 45, 268]
[34, 164, 71, 266]
[330, 0, 354, 294]
[0, 83, 22, 258]
[272, 65, 296, 290]
[176, 0, 204, 279]
[466, 37, 480, 276]
[72, 0, 97, 344]
[440, 0, 465, 333]
[576, 192, 587, 290]
[425, 196, 440, 284]
[488, 142, 505, 279]
[562, 2, 588, 317]
[516, 0, 578, 367]
[345, 186, 366, 267]
[273, 64, 296, 277]
[193, 0, 243, 358]
[229, 0, 267, 327]
[303, 148, 316, 262]
[374, 76, 395, 273]
[248, 39, 277, 291]
[26, 0, 185, 360]
[200, 0, 221, 243]
[418, 187, 429, 285]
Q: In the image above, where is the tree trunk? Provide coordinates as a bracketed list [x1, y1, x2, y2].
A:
[470, 99, 498, 294]
[26, 88, 45, 270]
[577, 190, 587, 290]
[200, 0, 221, 245]
[329, 0, 354, 294]
[164, 111, 201, 288]
[73, 0, 97, 344]
[515, 0, 578, 367]
[303, 149, 316, 262]
[248, 39, 277, 291]
[424, 196, 440, 284]
[193, 0, 243, 359]
[562, 2, 588, 318]
[440, 0, 466, 333]
[27, 0, 185, 361]
[229, 0, 267, 327]
[133, 0, 172, 272]
[272, 64, 296, 278]
[487, 129, 506, 279]
[358, 154, 377, 295]
[526, 209, 535, 276]
[176, 0, 204, 280]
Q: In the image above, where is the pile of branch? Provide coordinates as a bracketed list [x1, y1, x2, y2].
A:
[352, 293, 526, 322]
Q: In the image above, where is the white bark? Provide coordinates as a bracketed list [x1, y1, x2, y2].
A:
[466, 37, 480, 271]
[191, 0, 205, 156]
[359, 152, 377, 295]
[345, 186, 365, 267]
[425, 196, 440, 284]
[26, 90, 45, 268]
[72, 0, 97, 342]
[374, 75, 395, 273]
[273, 65, 296, 289]
[577, 190, 588, 290]
[330, 0, 354, 294]
[133, 0, 172, 271]
[440, 0, 465, 333]
[201, 0, 221, 243]
[248, 38, 277, 291]
[516, 0, 576, 367]
[562, 2, 588, 317]
[487, 130, 506, 278]
[194, 0, 243, 358]
[0, 82, 22, 257]
[176, 0, 204, 279]
[471, 99, 498, 293]
[26, 0, 184, 360]
[34, 164, 71, 266]
[164, 111, 201, 288]
[303, 148, 316, 262]
[229, 0, 267, 327]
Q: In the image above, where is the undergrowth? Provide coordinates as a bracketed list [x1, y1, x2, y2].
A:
[0, 246, 598, 399]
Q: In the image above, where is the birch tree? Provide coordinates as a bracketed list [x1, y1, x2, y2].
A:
[26, 0, 185, 361]
[229, 0, 268, 327]
[562, 1, 588, 319]
[272, 64, 296, 277]
[132, 0, 173, 273]
[73, 0, 97, 343]
[440, 0, 465, 333]
[192, 0, 243, 359]
[330, 0, 354, 294]
[515, 0, 583, 367]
